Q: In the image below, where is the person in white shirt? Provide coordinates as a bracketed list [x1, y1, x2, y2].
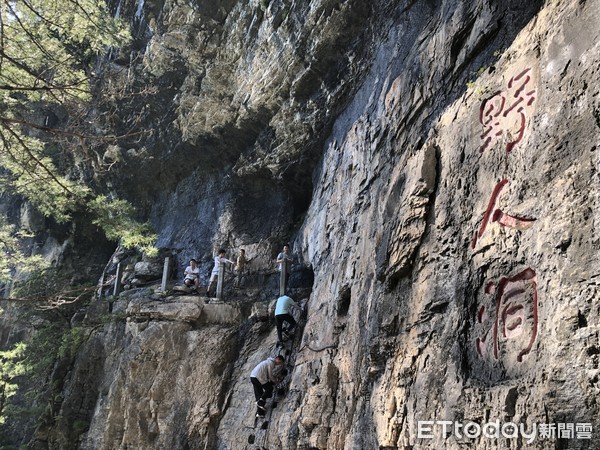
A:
[276, 244, 293, 290]
[207, 249, 234, 296]
[183, 259, 200, 291]
[250, 355, 284, 417]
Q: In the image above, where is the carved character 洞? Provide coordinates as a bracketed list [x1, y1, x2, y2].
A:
[475, 268, 539, 363]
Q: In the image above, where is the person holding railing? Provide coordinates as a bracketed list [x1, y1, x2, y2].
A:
[207, 249, 234, 297]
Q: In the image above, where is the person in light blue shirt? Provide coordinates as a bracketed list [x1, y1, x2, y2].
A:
[275, 295, 299, 344]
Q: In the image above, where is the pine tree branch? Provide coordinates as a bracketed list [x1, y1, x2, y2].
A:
[0, 49, 91, 97]
[0, 115, 147, 142]
[10, 0, 64, 32]
[0, 122, 79, 198]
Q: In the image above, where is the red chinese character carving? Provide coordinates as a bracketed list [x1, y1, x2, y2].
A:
[479, 68, 536, 153]
[475, 268, 538, 363]
[471, 179, 536, 249]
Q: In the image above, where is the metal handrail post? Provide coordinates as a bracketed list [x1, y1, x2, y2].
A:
[113, 263, 123, 296]
[216, 262, 224, 299]
[161, 257, 170, 293]
[279, 258, 287, 296]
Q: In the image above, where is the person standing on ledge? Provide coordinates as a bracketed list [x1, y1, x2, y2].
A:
[207, 248, 234, 297]
[276, 244, 293, 290]
[235, 248, 250, 288]
[250, 355, 285, 418]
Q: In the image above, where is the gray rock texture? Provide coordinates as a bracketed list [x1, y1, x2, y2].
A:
[1, 0, 599, 449]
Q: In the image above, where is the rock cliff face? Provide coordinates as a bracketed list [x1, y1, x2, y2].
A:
[3, 0, 600, 449]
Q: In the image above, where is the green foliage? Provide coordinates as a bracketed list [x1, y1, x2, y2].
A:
[0, 0, 129, 218]
[465, 65, 492, 99]
[72, 419, 89, 435]
[11, 266, 63, 299]
[88, 196, 158, 256]
[0, 0, 129, 103]
[0, 308, 126, 437]
[58, 326, 87, 359]
[0, 217, 47, 283]
[20, 322, 64, 386]
[465, 49, 504, 97]
[10, 264, 97, 307]
[0, 0, 157, 285]
[0, 292, 130, 441]
[0, 343, 31, 425]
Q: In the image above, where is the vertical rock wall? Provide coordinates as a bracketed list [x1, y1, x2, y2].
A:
[294, 1, 600, 448]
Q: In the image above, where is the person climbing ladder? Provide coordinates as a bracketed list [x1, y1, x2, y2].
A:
[249, 355, 285, 417]
[275, 294, 300, 346]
